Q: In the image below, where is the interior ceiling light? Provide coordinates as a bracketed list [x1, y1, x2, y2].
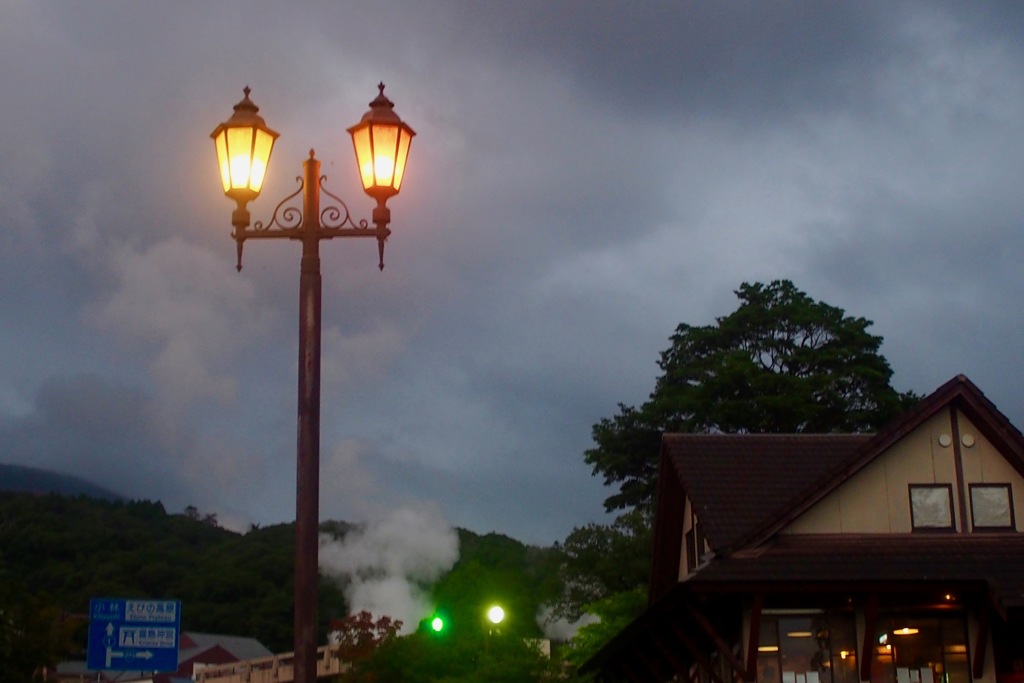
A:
[894, 627, 920, 636]
[786, 631, 814, 638]
[758, 645, 780, 652]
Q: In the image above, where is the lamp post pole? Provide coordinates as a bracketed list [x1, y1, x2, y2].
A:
[294, 151, 323, 683]
[211, 85, 414, 683]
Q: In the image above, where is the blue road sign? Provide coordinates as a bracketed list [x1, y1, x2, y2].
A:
[87, 598, 181, 672]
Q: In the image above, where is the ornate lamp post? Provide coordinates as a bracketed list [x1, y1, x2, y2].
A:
[211, 84, 414, 683]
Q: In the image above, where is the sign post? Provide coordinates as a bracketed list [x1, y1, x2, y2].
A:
[87, 598, 181, 672]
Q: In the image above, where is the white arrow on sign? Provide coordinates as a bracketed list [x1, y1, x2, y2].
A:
[106, 647, 125, 668]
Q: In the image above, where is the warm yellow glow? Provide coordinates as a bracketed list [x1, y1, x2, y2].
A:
[347, 86, 414, 199]
[352, 127, 374, 189]
[374, 155, 395, 183]
[361, 155, 395, 188]
[211, 87, 278, 203]
[894, 627, 920, 636]
[758, 645, 779, 653]
[215, 132, 231, 192]
[213, 125, 274, 197]
[250, 128, 274, 191]
[371, 123, 399, 186]
[227, 127, 254, 188]
[487, 606, 505, 624]
[785, 631, 813, 638]
[221, 127, 273, 193]
[352, 123, 410, 195]
[393, 128, 412, 190]
[839, 651, 849, 660]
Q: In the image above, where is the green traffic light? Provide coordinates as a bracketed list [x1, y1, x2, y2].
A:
[431, 616, 445, 632]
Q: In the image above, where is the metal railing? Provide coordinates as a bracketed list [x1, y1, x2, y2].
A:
[193, 645, 348, 683]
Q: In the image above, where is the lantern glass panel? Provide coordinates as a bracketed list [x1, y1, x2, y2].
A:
[250, 128, 275, 193]
[227, 127, 255, 190]
[371, 123, 399, 187]
[352, 126, 374, 190]
[393, 128, 412, 191]
[215, 131, 231, 192]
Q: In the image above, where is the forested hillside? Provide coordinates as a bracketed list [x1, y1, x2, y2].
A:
[0, 492, 562, 662]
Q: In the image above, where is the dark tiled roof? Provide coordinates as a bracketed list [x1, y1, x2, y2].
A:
[662, 434, 871, 551]
[691, 532, 1024, 609]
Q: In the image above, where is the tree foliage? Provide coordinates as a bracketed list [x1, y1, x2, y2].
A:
[0, 578, 79, 683]
[586, 280, 918, 512]
[347, 627, 563, 683]
[331, 611, 402, 680]
[560, 587, 648, 673]
[0, 493, 330, 655]
[552, 509, 651, 621]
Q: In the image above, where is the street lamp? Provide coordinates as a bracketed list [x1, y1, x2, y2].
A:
[486, 605, 505, 627]
[211, 84, 414, 683]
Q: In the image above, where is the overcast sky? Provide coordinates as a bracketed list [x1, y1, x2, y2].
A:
[2, 2, 1023, 546]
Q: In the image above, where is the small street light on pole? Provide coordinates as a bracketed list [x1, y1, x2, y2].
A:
[211, 84, 414, 683]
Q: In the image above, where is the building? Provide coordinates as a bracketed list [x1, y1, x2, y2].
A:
[583, 375, 1024, 683]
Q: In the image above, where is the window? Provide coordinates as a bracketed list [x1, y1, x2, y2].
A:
[872, 616, 969, 683]
[685, 528, 697, 574]
[756, 612, 858, 683]
[685, 511, 707, 574]
[909, 485, 955, 531]
[969, 484, 1015, 530]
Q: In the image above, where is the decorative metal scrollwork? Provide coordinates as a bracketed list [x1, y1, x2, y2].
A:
[253, 177, 304, 232]
[249, 175, 372, 235]
[233, 165, 386, 272]
[318, 178, 371, 232]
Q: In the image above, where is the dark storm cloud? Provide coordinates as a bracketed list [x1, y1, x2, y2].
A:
[446, 1, 899, 122]
[2, 2, 1024, 544]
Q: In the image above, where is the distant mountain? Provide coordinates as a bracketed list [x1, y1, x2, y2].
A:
[0, 462, 124, 501]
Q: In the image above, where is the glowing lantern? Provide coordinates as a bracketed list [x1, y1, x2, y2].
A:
[211, 87, 279, 206]
[348, 83, 415, 202]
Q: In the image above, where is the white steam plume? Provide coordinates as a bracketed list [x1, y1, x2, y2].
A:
[319, 506, 459, 634]
[536, 605, 602, 641]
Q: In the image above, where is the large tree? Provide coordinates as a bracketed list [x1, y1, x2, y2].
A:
[586, 280, 918, 513]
